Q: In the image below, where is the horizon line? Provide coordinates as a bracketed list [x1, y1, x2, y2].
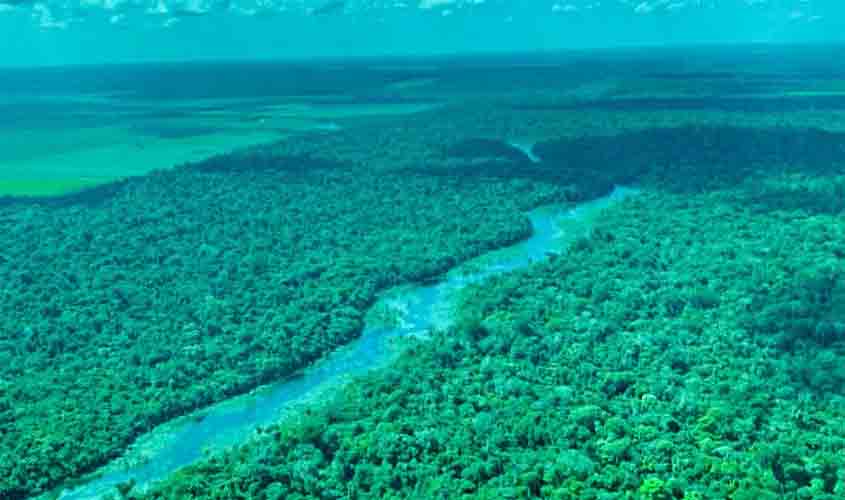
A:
[1, 40, 843, 71]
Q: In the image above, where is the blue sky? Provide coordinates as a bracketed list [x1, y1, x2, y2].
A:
[1, 0, 843, 67]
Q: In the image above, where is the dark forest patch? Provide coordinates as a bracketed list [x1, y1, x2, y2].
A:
[516, 95, 845, 113]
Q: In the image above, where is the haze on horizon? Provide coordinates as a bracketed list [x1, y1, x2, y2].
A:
[0, 0, 843, 67]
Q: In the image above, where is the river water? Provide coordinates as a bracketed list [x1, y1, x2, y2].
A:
[50, 185, 638, 500]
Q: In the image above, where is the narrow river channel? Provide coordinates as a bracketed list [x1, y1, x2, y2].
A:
[49, 185, 638, 500]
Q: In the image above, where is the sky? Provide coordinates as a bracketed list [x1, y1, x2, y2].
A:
[0, 0, 844, 67]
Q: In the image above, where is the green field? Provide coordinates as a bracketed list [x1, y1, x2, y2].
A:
[0, 95, 439, 197]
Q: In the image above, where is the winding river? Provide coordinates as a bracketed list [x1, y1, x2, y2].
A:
[49, 185, 638, 500]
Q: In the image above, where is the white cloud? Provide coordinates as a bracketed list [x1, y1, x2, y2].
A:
[0, 0, 839, 32]
[230, 4, 257, 14]
[147, 0, 168, 14]
[80, 0, 112, 9]
[552, 3, 577, 13]
[634, 1, 653, 14]
[170, 0, 212, 15]
[32, 2, 68, 28]
[418, 0, 454, 9]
